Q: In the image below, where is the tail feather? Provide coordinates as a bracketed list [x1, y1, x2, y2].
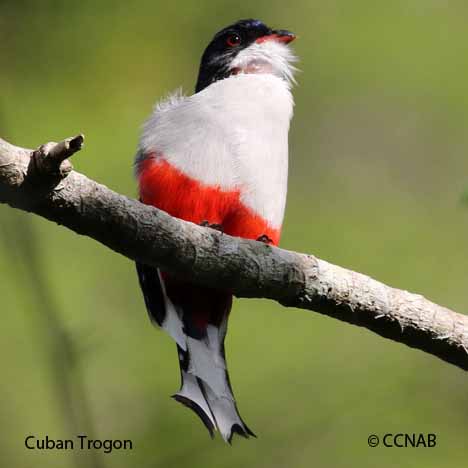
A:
[174, 331, 254, 442]
[172, 371, 216, 437]
[198, 377, 255, 443]
[136, 263, 253, 442]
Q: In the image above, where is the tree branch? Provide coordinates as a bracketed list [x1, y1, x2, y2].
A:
[1, 135, 467, 371]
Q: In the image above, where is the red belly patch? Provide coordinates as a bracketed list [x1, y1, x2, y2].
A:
[138, 154, 281, 245]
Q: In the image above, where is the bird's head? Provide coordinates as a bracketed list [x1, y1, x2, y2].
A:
[195, 19, 297, 92]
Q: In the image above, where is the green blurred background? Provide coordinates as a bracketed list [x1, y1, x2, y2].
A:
[1, 1, 467, 467]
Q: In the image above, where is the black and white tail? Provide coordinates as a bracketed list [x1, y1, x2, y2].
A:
[136, 262, 255, 443]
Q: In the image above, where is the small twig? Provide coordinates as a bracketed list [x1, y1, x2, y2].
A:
[29, 134, 84, 182]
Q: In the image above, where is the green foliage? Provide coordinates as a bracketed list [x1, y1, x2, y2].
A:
[1, 2, 468, 468]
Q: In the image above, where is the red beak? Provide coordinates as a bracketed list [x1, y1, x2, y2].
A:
[256, 29, 296, 44]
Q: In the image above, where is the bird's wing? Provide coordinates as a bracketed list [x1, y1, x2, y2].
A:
[135, 261, 166, 327]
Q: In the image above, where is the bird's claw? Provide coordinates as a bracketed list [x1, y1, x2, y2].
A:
[200, 220, 224, 232]
[257, 234, 273, 244]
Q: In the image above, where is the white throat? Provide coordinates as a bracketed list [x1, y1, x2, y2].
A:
[229, 40, 298, 87]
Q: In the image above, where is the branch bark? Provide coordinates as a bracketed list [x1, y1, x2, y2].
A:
[1, 135, 467, 371]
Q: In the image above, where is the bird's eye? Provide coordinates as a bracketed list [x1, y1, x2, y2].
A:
[226, 33, 241, 47]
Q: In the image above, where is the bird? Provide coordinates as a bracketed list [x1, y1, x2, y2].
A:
[134, 19, 297, 443]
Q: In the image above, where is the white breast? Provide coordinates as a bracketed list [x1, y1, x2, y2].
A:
[139, 74, 294, 228]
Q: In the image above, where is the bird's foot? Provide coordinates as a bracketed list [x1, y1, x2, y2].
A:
[200, 220, 224, 232]
[256, 234, 273, 244]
